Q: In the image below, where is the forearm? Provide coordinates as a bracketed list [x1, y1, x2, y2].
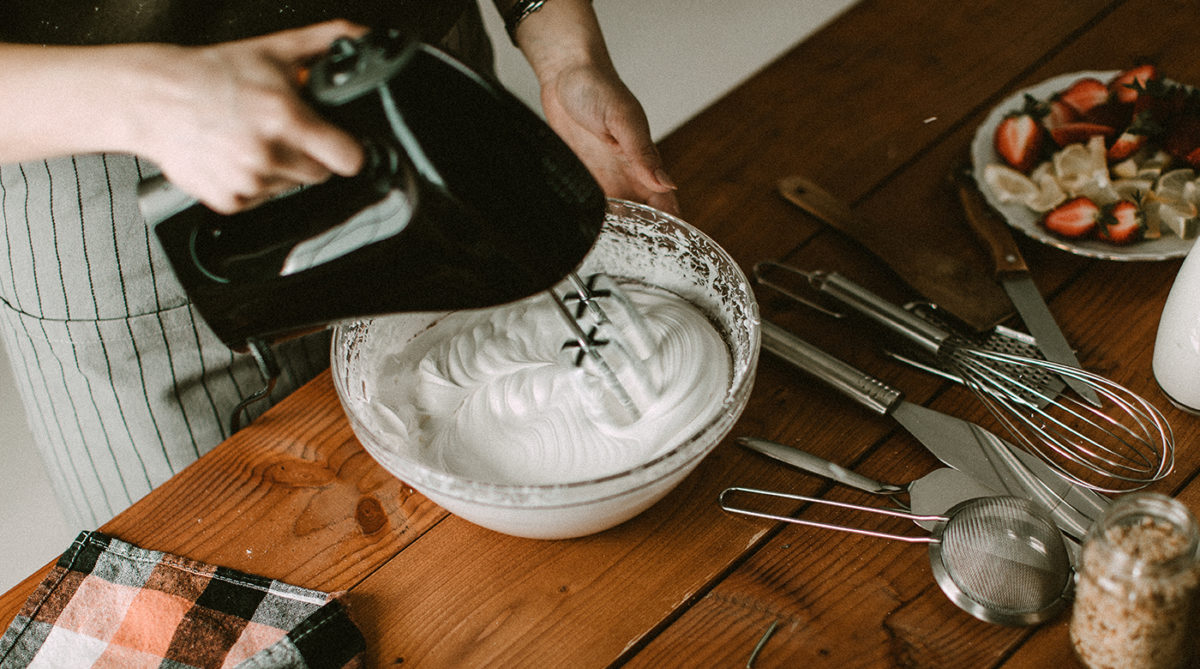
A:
[0, 42, 177, 162]
[494, 0, 612, 86]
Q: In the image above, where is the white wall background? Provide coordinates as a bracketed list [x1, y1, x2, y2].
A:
[0, 0, 856, 592]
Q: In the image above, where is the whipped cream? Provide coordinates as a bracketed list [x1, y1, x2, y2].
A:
[378, 281, 730, 485]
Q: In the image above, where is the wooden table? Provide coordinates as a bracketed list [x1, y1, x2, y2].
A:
[6, 0, 1200, 665]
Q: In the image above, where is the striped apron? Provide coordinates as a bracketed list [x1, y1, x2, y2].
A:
[0, 4, 495, 528]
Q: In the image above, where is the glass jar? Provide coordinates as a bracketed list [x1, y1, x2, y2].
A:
[1070, 493, 1200, 669]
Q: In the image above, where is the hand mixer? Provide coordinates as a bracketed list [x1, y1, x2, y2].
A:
[141, 29, 654, 429]
[754, 262, 1173, 494]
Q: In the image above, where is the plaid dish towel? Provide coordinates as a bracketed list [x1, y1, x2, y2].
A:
[0, 531, 364, 668]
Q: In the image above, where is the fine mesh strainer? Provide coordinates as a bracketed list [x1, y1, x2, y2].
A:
[719, 488, 1073, 626]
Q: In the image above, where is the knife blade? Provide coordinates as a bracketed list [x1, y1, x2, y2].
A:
[954, 167, 1102, 406]
[760, 319, 1100, 540]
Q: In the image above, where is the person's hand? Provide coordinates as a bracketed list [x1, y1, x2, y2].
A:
[539, 62, 680, 216]
[138, 21, 367, 213]
[508, 0, 679, 215]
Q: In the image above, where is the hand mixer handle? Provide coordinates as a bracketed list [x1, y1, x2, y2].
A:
[760, 320, 903, 417]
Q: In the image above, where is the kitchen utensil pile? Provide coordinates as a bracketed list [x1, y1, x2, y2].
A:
[758, 263, 1173, 494]
[721, 249, 1179, 625]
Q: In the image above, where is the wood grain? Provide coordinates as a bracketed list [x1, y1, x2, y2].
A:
[5, 1, 1200, 667]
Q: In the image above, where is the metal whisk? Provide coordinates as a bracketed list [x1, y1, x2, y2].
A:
[549, 272, 660, 425]
[755, 262, 1174, 494]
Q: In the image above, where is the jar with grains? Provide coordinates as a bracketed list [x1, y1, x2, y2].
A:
[1070, 492, 1200, 669]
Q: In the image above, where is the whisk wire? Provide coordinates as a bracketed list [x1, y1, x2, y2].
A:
[760, 264, 1175, 494]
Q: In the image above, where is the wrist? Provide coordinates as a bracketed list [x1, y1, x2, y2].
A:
[504, 0, 611, 86]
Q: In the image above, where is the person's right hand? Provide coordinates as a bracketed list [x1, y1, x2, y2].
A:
[137, 21, 367, 213]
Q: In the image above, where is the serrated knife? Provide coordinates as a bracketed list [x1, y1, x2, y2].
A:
[955, 167, 1102, 406]
[760, 319, 1101, 540]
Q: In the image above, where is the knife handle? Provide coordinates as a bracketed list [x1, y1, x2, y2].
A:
[954, 167, 1029, 275]
[761, 320, 903, 416]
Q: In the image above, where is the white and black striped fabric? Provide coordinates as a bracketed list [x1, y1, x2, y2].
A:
[0, 5, 495, 529]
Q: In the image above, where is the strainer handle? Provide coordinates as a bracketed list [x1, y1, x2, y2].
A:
[719, 486, 942, 543]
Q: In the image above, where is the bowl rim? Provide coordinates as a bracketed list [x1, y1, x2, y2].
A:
[330, 199, 761, 507]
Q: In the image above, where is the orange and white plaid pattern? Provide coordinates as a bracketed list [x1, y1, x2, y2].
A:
[0, 532, 364, 668]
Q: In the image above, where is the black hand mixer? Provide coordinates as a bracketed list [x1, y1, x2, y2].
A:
[141, 29, 619, 429]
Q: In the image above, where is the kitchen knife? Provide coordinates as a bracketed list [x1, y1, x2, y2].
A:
[955, 167, 1103, 406]
[760, 319, 1099, 540]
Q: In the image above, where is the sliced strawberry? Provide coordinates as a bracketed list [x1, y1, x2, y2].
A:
[1097, 200, 1145, 245]
[1106, 111, 1163, 162]
[1043, 99, 1079, 132]
[1057, 77, 1111, 115]
[994, 112, 1044, 173]
[1049, 121, 1116, 147]
[1108, 65, 1159, 105]
[1042, 196, 1101, 239]
[1106, 130, 1146, 162]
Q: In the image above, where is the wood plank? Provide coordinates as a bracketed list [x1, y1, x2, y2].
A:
[0, 371, 446, 627]
[634, 0, 1200, 664]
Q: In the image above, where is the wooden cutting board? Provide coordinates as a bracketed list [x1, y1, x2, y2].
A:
[778, 173, 1014, 332]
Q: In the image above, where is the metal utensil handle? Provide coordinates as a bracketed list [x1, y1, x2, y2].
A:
[810, 271, 950, 357]
[719, 486, 940, 543]
[761, 320, 903, 416]
[737, 437, 903, 495]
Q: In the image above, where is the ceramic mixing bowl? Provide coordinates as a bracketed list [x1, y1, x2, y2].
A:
[331, 199, 760, 539]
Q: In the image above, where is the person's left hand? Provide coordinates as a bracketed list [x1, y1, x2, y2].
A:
[538, 61, 680, 216]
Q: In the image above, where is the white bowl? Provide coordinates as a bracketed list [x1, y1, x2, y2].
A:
[331, 200, 760, 539]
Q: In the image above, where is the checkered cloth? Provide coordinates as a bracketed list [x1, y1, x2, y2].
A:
[0, 531, 364, 668]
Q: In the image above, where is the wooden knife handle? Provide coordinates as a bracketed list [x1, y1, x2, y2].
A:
[776, 172, 1014, 333]
[777, 174, 856, 230]
[953, 168, 1029, 275]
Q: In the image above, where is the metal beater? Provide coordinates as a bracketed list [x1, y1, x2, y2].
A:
[549, 272, 660, 424]
[754, 262, 1174, 494]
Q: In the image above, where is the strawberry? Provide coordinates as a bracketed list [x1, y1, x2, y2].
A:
[1108, 65, 1159, 104]
[1043, 98, 1079, 131]
[1042, 196, 1101, 239]
[1106, 111, 1162, 162]
[1106, 129, 1146, 162]
[1057, 77, 1111, 115]
[1097, 200, 1145, 245]
[994, 113, 1044, 172]
[1050, 121, 1116, 147]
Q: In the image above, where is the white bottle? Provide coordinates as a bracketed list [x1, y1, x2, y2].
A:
[1153, 241, 1200, 414]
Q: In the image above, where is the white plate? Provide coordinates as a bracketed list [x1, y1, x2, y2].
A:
[970, 70, 1196, 261]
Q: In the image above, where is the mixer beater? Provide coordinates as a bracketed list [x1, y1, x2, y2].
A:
[755, 262, 1174, 494]
[550, 272, 661, 425]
